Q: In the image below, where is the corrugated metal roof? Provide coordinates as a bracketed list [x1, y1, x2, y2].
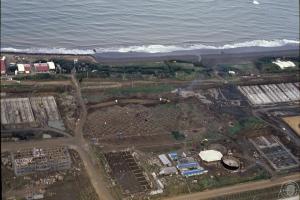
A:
[181, 169, 207, 176]
[159, 166, 178, 175]
[168, 152, 178, 160]
[24, 64, 31, 71]
[34, 63, 49, 72]
[177, 162, 199, 169]
[158, 154, 171, 166]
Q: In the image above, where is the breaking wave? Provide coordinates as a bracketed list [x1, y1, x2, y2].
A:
[0, 47, 95, 55]
[1, 39, 299, 55]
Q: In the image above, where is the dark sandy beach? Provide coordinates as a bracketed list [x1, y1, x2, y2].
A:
[1, 45, 299, 65]
[94, 45, 300, 65]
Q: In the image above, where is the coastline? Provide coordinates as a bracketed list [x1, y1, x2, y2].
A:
[1, 45, 299, 65]
[94, 45, 300, 64]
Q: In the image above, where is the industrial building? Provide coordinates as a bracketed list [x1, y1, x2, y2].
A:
[1, 96, 62, 129]
[199, 150, 223, 164]
[238, 82, 300, 105]
[176, 157, 207, 177]
[12, 146, 72, 176]
[1, 98, 36, 125]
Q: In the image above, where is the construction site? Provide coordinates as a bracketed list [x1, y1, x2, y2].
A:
[2, 149, 98, 200]
[104, 151, 151, 195]
[12, 146, 72, 176]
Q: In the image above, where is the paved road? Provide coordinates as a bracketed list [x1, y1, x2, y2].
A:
[164, 173, 300, 200]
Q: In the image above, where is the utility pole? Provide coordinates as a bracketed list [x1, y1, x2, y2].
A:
[73, 58, 78, 73]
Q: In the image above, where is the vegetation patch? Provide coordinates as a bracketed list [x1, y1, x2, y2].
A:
[228, 117, 265, 136]
[13, 73, 69, 80]
[105, 85, 175, 95]
[171, 131, 186, 140]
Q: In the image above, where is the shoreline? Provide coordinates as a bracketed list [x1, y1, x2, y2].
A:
[1, 45, 299, 65]
[94, 45, 299, 64]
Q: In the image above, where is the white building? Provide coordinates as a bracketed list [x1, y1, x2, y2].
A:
[228, 70, 236, 75]
[47, 62, 56, 70]
[17, 64, 25, 73]
[199, 150, 223, 163]
[272, 59, 296, 69]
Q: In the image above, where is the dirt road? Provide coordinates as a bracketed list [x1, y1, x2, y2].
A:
[164, 173, 300, 200]
[2, 73, 115, 200]
[70, 72, 114, 200]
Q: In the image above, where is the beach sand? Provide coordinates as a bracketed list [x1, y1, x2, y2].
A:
[1, 45, 299, 65]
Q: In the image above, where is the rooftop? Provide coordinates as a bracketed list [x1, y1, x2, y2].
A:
[199, 150, 223, 162]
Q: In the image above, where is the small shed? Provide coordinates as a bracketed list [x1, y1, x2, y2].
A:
[181, 169, 208, 177]
[199, 150, 223, 163]
[47, 62, 56, 70]
[228, 70, 236, 75]
[168, 152, 178, 161]
[17, 64, 25, 73]
[159, 167, 178, 175]
[24, 64, 31, 74]
[158, 154, 172, 166]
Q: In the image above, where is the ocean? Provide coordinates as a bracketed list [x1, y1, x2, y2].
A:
[1, 0, 299, 54]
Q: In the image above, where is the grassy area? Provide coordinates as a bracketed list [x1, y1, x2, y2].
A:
[55, 58, 206, 79]
[255, 57, 300, 73]
[1, 83, 71, 93]
[13, 73, 69, 81]
[104, 84, 175, 95]
[228, 117, 265, 136]
[171, 131, 186, 141]
[163, 168, 270, 198]
[217, 63, 258, 76]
